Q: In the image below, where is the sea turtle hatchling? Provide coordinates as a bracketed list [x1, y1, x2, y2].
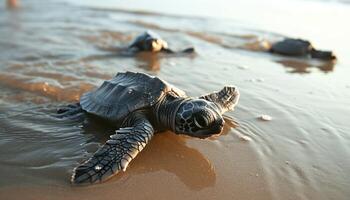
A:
[57, 71, 239, 184]
[128, 30, 195, 53]
[270, 38, 336, 60]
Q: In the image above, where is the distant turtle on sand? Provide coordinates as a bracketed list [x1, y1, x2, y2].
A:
[269, 38, 336, 60]
[57, 71, 239, 184]
[128, 30, 195, 54]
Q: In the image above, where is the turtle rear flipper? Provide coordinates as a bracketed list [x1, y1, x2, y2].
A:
[199, 86, 240, 113]
[71, 114, 154, 185]
[56, 103, 84, 121]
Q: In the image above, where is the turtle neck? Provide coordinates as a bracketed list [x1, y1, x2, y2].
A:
[155, 93, 188, 132]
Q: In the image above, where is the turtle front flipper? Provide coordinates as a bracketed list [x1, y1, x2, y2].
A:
[162, 47, 195, 54]
[310, 49, 337, 60]
[199, 86, 240, 114]
[71, 115, 154, 185]
[180, 47, 195, 54]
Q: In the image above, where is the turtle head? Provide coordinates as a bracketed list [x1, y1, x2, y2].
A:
[145, 38, 168, 52]
[175, 99, 224, 138]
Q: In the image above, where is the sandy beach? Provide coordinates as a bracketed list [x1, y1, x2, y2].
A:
[0, 0, 349, 199]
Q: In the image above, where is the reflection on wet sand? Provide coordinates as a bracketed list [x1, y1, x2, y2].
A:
[276, 59, 336, 74]
[129, 133, 216, 190]
[136, 52, 161, 71]
[80, 118, 216, 190]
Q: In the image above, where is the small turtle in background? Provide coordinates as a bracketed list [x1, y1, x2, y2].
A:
[57, 72, 239, 184]
[128, 30, 195, 54]
[269, 38, 336, 60]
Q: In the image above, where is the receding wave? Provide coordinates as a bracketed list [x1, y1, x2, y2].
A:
[0, 72, 94, 102]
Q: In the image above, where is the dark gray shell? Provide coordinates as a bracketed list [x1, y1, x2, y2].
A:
[271, 38, 313, 56]
[80, 72, 185, 121]
[130, 31, 161, 47]
[128, 31, 169, 52]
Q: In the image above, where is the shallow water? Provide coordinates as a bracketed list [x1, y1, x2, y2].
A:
[1, 0, 350, 199]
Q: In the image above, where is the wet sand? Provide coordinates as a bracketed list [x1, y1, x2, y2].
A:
[0, 131, 271, 200]
[1, 0, 350, 199]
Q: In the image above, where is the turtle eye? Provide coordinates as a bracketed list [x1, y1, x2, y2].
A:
[194, 115, 208, 129]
